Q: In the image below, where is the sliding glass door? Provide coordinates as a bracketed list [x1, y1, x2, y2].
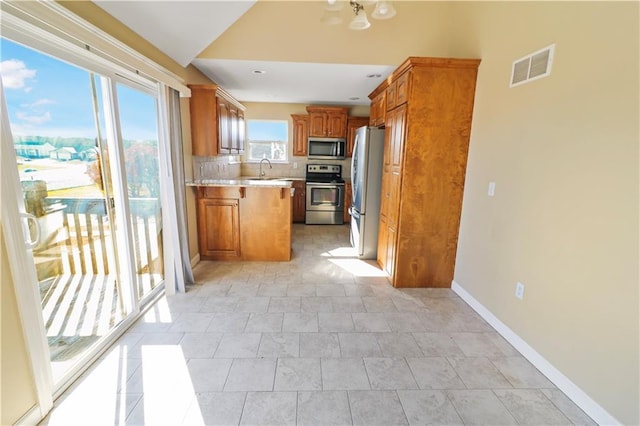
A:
[116, 83, 164, 300]
[1, 37, 164, 385]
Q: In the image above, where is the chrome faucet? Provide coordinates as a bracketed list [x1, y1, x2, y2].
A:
[259, 158, 272, 178]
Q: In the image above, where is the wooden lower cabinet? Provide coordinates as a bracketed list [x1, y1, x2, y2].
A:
[197, 186, 292, 261]
[292, 180, 306, 223]
[343, 181, 352, 223]
[198, 196, 240, 260]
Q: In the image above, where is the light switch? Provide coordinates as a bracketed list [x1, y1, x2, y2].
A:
[488, 181, 496, 197]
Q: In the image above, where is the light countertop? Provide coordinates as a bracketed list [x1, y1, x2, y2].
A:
[186, 177, 304, 188]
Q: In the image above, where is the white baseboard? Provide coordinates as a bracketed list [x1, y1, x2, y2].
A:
[190, 253, 200, 268]
[451, 280, 619, 426]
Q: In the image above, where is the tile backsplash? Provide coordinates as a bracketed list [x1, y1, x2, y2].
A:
[194, 156, 353, 180]
[193, 155, 242, 180]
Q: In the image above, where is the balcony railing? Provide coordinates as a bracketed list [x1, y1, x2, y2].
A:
[30, 196, 163, 351]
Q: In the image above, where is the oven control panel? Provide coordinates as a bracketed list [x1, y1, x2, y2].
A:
[306, 164, 341, 174]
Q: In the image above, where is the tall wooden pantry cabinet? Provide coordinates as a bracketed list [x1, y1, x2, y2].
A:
[372, 57, 481, 288]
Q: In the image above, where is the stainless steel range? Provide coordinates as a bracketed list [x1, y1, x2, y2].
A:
[305, 164, 345, 225]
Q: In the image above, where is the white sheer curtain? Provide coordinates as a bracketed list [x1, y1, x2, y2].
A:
[168, 87, 195, 289]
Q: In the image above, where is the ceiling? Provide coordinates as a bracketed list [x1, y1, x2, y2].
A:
[92, 1, 399, 106]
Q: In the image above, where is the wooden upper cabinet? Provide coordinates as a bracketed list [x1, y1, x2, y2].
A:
[326, 111, 347, 137]
[306, 106, 348, 138]
[395, 71, 410, 105]
[189, 85, 218, 157]
[385, 71, 410, 112]
[369, 87, 387, 127]
[237, 110, 245, 153]
[217, 99, 231, 154]
[291, 114, 309, 156]
[346, 116, 370, 157]
[385, 82, 397, 111]
[308, 113, 326, 138]
[188, 84, 246, 156]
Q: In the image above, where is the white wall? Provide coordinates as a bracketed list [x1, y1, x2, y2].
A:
[450, 2, 639, 424]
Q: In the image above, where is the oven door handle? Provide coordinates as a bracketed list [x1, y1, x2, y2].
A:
[305, 182, 345, 188]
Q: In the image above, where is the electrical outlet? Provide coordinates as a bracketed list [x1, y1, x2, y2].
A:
[515, 282, 525, 300]
[488, 181, 496, 197]
[293, 162, 298, 169]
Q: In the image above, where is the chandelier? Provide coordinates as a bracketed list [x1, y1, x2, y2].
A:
[321, 0, 397, 30]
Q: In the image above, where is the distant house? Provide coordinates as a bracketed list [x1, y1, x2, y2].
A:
[79, 148, 98, 161]
[14, 141, 55, 158]
[49, 147, 78, 161]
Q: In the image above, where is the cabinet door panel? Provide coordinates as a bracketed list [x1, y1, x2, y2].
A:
[386, 82, 397, 111]
[344, 181, 352, 223]
[377, 215, 388, 271]
[292, 115, 309, 156]
[385, 225, 396, 277]
[347, 117, 369, 157]
[199, 198, 240, 258]
[383, 113, 394, 168]
[371, 92, 387, 126]
[189, 86, 218, 156]
[327, 112, 347, 137]
[217, 99, 231, 153]
[308, 112, 327, 137]
[395, 72, 410, 105]
[229, 106, 239, 153]
[379, 169, 391, 221]
[292, 181, 306, 222]
[392, 104, 407, 169]
[387, 171, 401, 229]
[237, 110, 245, 153]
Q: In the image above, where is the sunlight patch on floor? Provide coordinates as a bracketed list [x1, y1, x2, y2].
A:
[128, 346, 199, 425]
[320, 246, 359, 258]
[140, 297, 173, 323]
[329, 258, 388, 277]
[45, 349, 130, 425]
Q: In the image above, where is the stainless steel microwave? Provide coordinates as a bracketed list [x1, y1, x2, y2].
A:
[307, 137, 346, 160]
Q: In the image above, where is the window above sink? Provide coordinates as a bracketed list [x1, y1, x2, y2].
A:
[245, 120, 288, 163]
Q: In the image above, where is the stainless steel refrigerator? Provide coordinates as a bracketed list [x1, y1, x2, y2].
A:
[349, 126, 385, 259]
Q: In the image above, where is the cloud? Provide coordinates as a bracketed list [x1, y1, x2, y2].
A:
[16, 111, 52, 125]
[0, 59, 36, 90]
[21, 99, 55, 109]
[10, 123, 96, 138]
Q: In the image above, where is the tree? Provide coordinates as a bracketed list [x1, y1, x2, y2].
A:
[125, 143, 159, 198]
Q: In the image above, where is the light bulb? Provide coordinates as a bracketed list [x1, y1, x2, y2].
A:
[372, 1, 396, 20]
[348, 11, 371, 30]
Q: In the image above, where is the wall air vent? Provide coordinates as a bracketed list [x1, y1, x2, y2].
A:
[510, 44, 555, 87]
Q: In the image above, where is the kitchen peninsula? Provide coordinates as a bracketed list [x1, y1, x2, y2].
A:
[187, 178, 294, 261]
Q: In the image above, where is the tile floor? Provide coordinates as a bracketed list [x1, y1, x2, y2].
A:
[41, 224, 596, 425]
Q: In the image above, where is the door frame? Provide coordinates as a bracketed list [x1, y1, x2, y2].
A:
[0, 79, 54, 420]
[0, 3, 188, 422]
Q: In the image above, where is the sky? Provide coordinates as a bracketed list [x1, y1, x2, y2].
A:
[247, 120, 287, 141]
[1, 37, 158, 141]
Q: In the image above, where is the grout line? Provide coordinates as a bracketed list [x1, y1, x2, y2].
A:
[393, 390, 411, 425]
